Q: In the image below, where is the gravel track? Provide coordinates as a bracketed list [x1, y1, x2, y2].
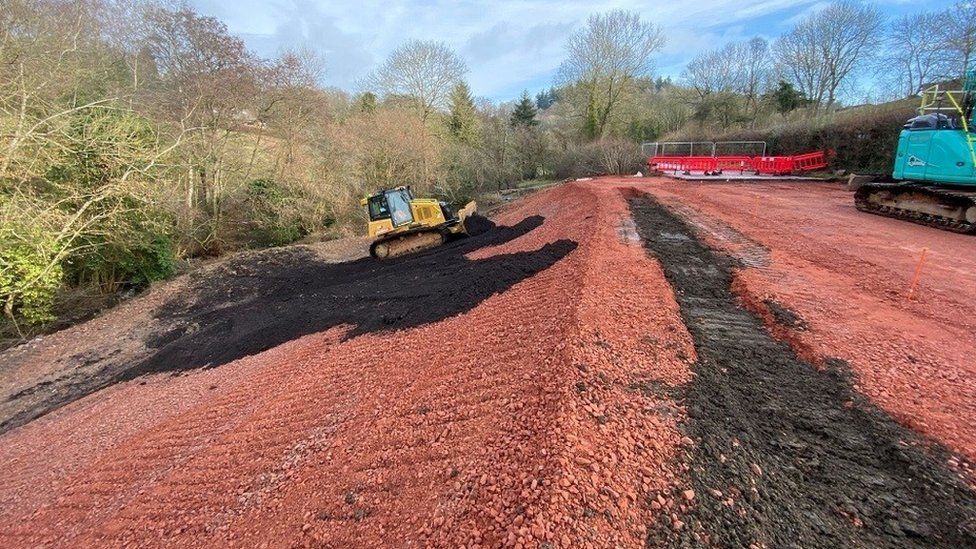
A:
[1, 178, 973, 548]
[0, 182, 695, 548]
[631, 193, 976, 548]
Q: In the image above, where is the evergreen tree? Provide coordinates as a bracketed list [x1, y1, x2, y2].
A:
[581, 88, 600, 139]
[535, 87, 559, 110]
[357, 91, 377, 113]
[448, 82, 479, 144]
[510, 90, 539, 127]
[770, 80, 806, 117]
[535, 91, 547, 110]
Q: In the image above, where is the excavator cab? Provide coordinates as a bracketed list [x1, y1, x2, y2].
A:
[894, 113, 973, 183]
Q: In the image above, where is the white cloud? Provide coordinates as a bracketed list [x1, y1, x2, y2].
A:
[189, 0, 941, 100]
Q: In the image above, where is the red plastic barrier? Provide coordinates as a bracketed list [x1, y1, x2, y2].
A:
[790, 151, 828, 172]
[650, 156, 717, 172]
[752, 156, 795, 175]
[649, 151, 827, 176]
[714, 156, 753, 172]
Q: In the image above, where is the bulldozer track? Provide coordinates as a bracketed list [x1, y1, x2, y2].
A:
[370, 229, 446, 259]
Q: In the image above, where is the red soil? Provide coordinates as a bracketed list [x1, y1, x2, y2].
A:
[627, 177, 976, 468]
[4, 176, 972, 548]
[0, 182, 695, 548]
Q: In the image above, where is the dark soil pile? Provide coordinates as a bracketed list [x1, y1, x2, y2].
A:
[142, 214, 575, 374]
[2, 215, 575, 434]
[629, 195, 976, 548]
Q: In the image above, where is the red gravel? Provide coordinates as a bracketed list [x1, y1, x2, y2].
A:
[9, 175, 969, 547]
[625, 176, 976, 468]
[0, 182, 695, 548]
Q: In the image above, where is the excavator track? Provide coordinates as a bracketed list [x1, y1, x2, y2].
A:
[369, 230, 446, 259]
[854, 182, 976, 234]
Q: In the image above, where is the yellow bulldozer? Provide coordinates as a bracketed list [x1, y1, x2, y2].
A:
[361, 186, 477, 259]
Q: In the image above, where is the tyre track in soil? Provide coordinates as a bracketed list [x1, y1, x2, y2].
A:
[639, 180, 976, 464]
[629, 194, 976, 548]
[0, 182, 697, 548]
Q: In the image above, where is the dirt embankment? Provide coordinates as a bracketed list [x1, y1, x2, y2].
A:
[0, 236, 373, 433]
[0, 217, 575, 434]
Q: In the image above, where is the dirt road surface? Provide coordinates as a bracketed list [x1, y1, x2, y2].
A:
[639, 179, 976, 463]
[0, 177, 973, 548]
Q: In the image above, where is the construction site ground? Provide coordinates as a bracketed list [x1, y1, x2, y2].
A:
[0, 177, 974, 548]
[656, 172, 824, 181]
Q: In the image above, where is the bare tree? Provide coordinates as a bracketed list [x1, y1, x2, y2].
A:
[682, 38, 771, 128]
[257, 48, 329, 180]
[363, 40, 467, 121]
[141, 4, 258, 121]
[940, 1, 976, 77]
[883, 12, 954, 97]
[740, 38, 773, 121]
[773, 23, 823, 111]
[683, 47, 742, 98]
[558, 9, 665, 137]
[774, 1, 884, 112]
[139, 4, 261, 249]
[0, 0, 131, 182]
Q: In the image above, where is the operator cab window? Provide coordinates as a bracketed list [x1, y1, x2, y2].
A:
[386, 189, 414, 226]
[367, 195, 390, 221]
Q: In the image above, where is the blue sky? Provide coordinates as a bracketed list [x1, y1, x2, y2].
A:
[191, 0, 956, 102]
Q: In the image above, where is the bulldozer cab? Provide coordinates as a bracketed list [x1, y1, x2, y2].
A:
[367, 187, 414, 227]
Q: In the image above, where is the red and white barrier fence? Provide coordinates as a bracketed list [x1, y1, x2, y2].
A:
[649, 151, 828, 176]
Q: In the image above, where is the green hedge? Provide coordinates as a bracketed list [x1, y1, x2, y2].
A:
[668, 101, 918, 174]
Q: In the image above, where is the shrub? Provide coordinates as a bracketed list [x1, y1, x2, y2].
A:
[0, 221, 63, 327]
[68, 231, 178, 293]
[112, 235, 178, 288]
[554, 138, 644, 179]
[242, 179, 310, 248]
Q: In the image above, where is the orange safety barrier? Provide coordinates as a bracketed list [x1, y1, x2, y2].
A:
[714, 156, 753, 172]
[650, 156, 718, 172]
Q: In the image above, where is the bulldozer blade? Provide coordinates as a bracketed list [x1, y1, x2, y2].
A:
[457, 201, 477, 234]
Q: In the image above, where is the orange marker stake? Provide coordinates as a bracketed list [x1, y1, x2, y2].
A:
[907, 248, 929, 301]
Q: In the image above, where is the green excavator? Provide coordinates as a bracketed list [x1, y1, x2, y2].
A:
[855, 70, 976, 233]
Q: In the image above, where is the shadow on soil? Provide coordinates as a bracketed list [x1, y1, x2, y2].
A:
[140, 214, 576, 374]
[629, 196, 976, 548]
[2, 215, 576, 434]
